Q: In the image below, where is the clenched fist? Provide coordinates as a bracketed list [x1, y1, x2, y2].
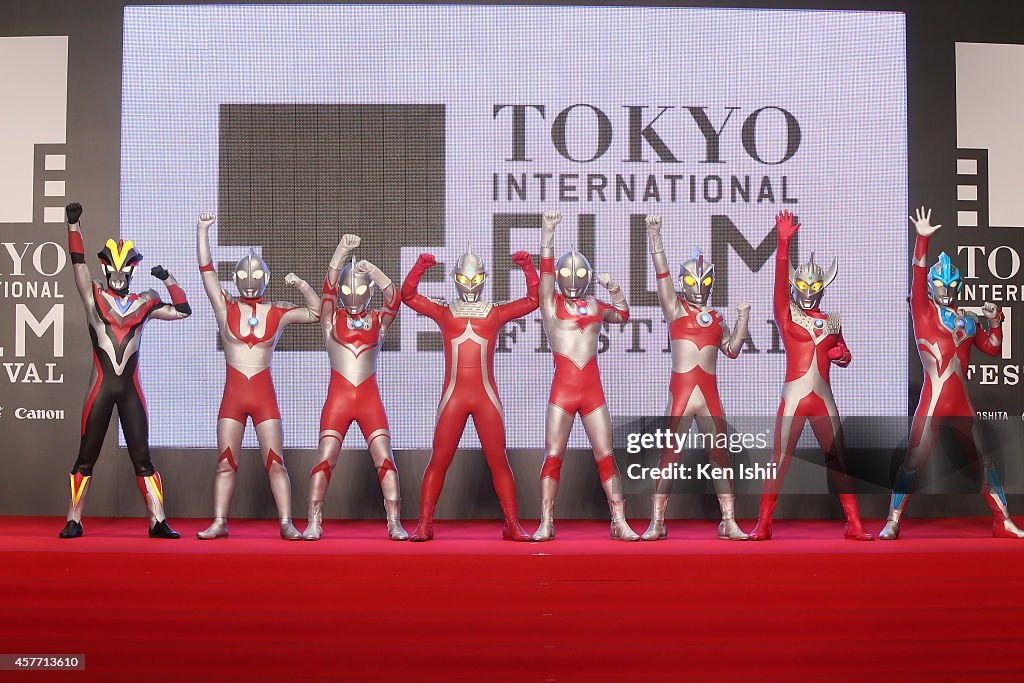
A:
[511, 251, 533, 267]
[284, 273, 302, 288]
[828, 342, 849, 361]
[340, 234, 361, 250]
[982, 302, 1002, 320]
[596, 273, 613, 289]
[65, 202, 83, 225]
[415, 253, 437, 270]
[151, 265, 170, 281]
[645, 215, 662, 234]
[197, 212, 216, 230]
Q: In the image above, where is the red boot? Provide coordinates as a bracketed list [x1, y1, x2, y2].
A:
[748, 494, 777, 541]
[500, 502, 531, 542]
[410, 501, 435, 542]
[839, 494, 873, 541]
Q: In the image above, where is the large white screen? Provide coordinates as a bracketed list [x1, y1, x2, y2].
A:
[121, 5, 907, 449]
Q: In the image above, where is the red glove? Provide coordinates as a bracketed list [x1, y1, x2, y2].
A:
[775, 210, 800, 241]
[414, 253, 437, 271]
[828, 342, 850, 361]
[511, 251, 533, 267]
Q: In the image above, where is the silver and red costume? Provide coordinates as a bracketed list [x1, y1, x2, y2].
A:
[641, 215, 750, 541]
[401, 247, 537, 542]
[879, 208, 1024, 540]
[302, 234, 407, 541]
[59, 202, 189, 539]
[533, 211, 640, 542]
[195, 213, 320, 540]
[748, 210, 871, 541]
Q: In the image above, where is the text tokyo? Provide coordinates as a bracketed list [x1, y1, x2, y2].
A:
[492, 105, 802, 165]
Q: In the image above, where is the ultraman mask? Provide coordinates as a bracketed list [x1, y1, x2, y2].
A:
[928, 252, 961, 308]
[338, 256, 375, 314]
[234, 252, 269, 300]
[453, 246, 487, 303]
[556, 248, 592, 299]
[678, 248, 714, 306]
[97, 239, 142, 296]
[789, 252, 837, 311]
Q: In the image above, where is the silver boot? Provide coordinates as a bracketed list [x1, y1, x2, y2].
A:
[532, 498, 556, 542]
[641, 494, 668, 541]
[302, 500, 323, 540]
[879, 511, 901, 540]
[280, 518, 302, 541]
[384, 498, 409, 541]
[197, 517, 229, 540]
[717, 494, 748, 540]
[609, 499, 640, 542]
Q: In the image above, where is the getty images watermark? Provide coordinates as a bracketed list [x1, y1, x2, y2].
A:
[623, 427, 777, 483]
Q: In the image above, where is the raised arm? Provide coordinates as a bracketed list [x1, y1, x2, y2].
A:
[909, 206, 940, 314]
[494, 251, 540, 323]
[355, 259, 401, 334]
[65, 203, 95, 307]
[596, 272, 629, 324]
[147, 265, 192, 320]
[720, 301, 750, 358]
[280, 273, 321, 325]
[327, 233, 361, 291]
[321, 233, 362, 323]
[646, 215, 682, 321]
[400, 253, 445, 321]
[975, 303, 1004, 357]
[774, 210, 799, 326]
[539, 210, 560, 316]
[196, 212, 227, 318]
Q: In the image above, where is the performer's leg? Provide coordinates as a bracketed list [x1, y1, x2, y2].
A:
[119, 386, 179, 539]
[361, 417, 408, 541]
[533, 402, 575, 542]
[582, 404, 640, 542]
[254, 418, 301, 540]
[198, 417, 243, 539]
[60, 382, 115, 538]
[696, 411, 748, 541]
[642, 412, 691, 541]
[474, 408, 530, 542]
[749, 406, 806, 541]
[808, 413, 871, 541]
[879, 411, 938, 540]
[410, 402, 469, 542]
[302, 419, 349, 541]
[949, 417, 1024, 538]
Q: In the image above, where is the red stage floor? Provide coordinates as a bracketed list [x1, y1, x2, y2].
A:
[2, 516, 1024, 682]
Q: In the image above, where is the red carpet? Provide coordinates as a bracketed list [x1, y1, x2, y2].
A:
[2, 516, 1024, 682]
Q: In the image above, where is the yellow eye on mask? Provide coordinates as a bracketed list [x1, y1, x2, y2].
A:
[796, 280, 808, 291]
[683, 275, 696, 286]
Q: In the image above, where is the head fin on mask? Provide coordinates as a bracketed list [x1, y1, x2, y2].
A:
[824, 257, 838, 287]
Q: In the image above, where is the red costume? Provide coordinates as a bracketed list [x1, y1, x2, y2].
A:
[402, 250, 538, 541]
[749, 210, 871, 541]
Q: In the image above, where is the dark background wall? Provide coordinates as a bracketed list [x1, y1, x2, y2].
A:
[1, 0, 1022, 523]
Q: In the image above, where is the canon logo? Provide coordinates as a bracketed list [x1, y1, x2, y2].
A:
[14, 407, 65, 420]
